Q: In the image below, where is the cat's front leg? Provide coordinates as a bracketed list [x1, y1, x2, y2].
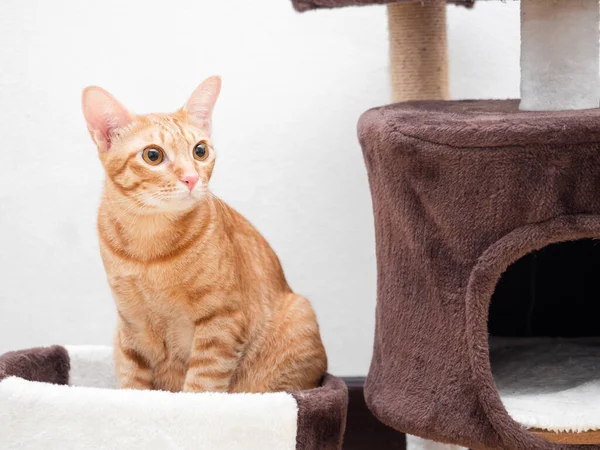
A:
[183, 309, 245, 393]
[114, 329, 153, 390]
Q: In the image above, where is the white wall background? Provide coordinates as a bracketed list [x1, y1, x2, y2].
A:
[0, 0, 520, 376]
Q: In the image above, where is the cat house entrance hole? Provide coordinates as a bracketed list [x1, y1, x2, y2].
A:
[465, 218, 600, 447]
[487, 237, 600, 443]
[489, 239, 600, 338]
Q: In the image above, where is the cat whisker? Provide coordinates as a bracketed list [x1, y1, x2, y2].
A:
[110, 191, 169, 226]
[102, 189, 174, 206]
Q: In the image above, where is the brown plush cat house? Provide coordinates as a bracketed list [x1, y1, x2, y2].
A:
[295, 0, 600, 449]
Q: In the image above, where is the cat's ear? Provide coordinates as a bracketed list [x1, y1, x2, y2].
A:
[183, 76, 221, 136]
[82, 86, 132, 152]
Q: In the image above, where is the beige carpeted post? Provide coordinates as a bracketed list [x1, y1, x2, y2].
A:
[387, 0, 449, 102]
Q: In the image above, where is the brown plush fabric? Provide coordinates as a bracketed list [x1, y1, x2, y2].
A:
[292, 374, 349, 450]
[358, 100, 600, 450]
[291, 0, 473, 13]
[0, 345, 70, 385]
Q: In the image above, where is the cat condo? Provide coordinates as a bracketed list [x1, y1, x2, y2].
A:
[0, 345, 348, 450]
[294, 0, 600, 448]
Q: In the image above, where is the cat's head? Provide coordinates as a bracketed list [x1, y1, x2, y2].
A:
[82, 76, 221, 212]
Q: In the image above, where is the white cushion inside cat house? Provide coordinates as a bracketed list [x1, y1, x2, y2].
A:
[491, 337, 600, 433]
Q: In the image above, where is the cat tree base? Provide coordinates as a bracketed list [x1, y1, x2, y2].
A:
[0, 346, 348, 450]
[359, 100, 600, 449]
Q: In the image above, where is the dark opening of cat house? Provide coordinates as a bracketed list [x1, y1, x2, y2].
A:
[490, 239, 600, 338]
[487, 238, 600, 442]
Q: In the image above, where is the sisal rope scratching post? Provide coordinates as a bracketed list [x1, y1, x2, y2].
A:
[520, 0, 600, 111]
[387, 0, 449, 102]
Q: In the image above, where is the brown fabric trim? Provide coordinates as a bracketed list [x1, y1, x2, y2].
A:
[466, 215, 600, 450]
[292, 373, 348, 450]
[291, 0, 474, 12]
[0, 345, 70, 385]
[366, 100, 600, 148]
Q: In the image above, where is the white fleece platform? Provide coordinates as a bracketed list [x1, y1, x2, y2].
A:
[407, 435, 466, 450]
[65, 345, 117, 388]
[491, 337, 600, 433]
[0, 346, 298, 450]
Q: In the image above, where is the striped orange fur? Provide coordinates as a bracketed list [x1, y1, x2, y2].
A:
[82, 77, 327, 393]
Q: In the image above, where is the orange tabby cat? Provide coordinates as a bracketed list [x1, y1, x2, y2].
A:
[82, 76, 327, 393]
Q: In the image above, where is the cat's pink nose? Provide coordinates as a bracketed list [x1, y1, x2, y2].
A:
[181, 174, 199, 191]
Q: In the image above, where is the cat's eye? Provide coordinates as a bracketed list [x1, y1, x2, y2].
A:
[193, 142, 209, 161]
[142, 146, 164, 166]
